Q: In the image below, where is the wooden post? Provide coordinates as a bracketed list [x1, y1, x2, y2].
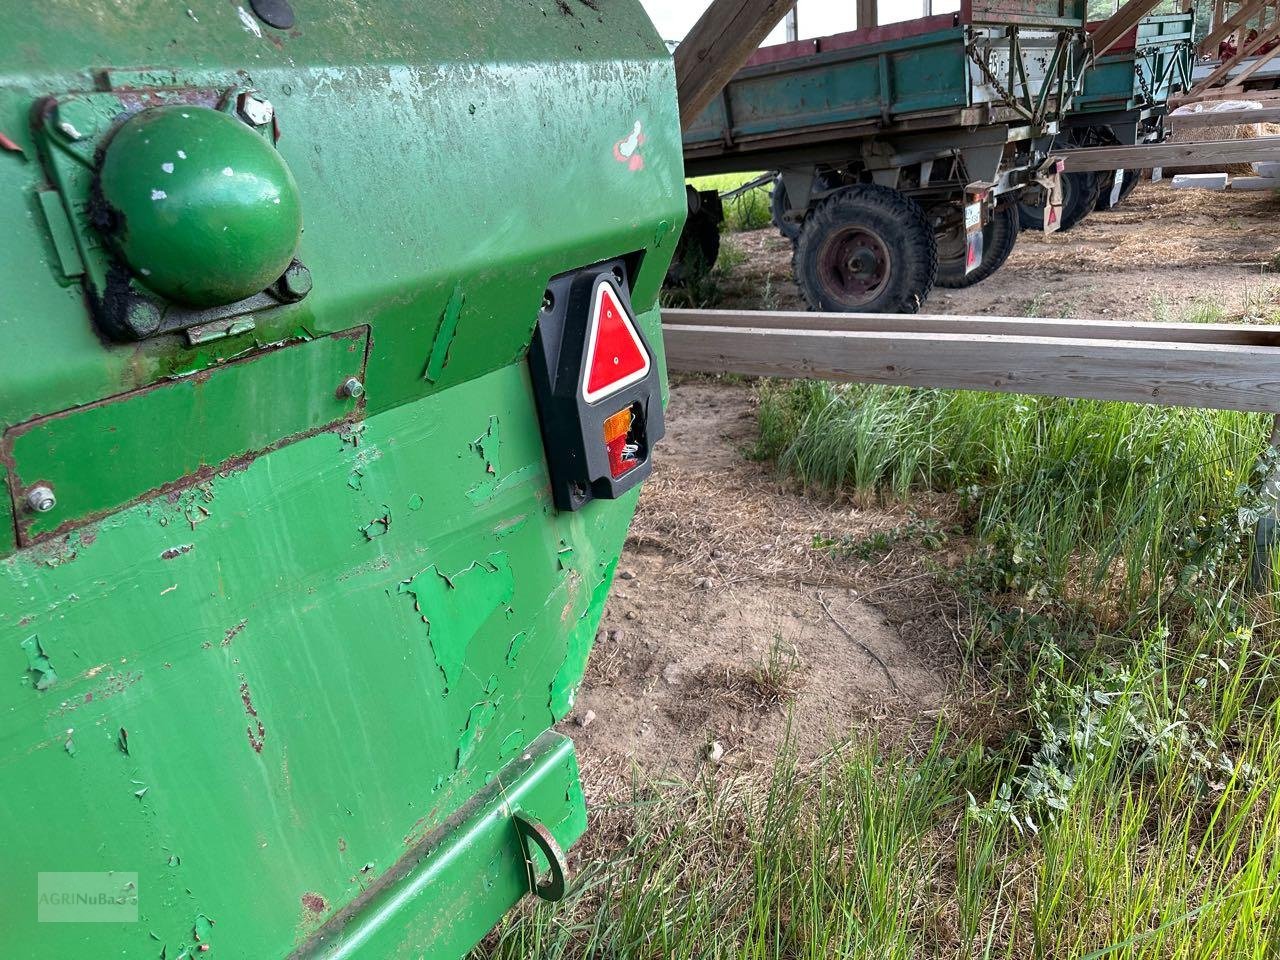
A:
[857, 0, 878, 29]
[1092, 0, 1170, 58]
[674, 0, 797, 130]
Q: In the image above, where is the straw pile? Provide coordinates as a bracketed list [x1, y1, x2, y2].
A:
[1165, 119, 1280, 176]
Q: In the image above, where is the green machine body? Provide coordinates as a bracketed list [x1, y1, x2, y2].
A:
[0, 1, 684, 957]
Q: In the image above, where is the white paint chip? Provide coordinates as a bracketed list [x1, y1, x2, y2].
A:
[151, 189, 167, 200]
[237, 5, 263, 37]
[177, 150, 187, 159]
[222, 167, 234, 177]
[161, 162, 174, 173]
[272, 197, 281, 204]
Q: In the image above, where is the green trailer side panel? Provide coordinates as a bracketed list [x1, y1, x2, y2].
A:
[1075, 13, 1194, 114]
[0, 1, 683, 957]
[0, 349, 645, 957]
[684, 28, 970, 146]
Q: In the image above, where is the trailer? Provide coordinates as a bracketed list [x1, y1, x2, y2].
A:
[1019, 11, 1194, 226]
[0, 2, 681, 957]
[675, 0, 1089, 312]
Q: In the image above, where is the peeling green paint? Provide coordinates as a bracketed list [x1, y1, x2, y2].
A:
[456, 698, 498, 769]
[398, 552, 515, 694]
[360, 506, 392, 540]
[20, 634, 57, 690]
[506, 631, 528, 667]
[549, 562, 618, 718]
[467, 415, 500, 502]
[424, 281, 465, 383]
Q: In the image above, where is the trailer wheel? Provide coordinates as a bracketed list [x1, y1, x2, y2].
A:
[771, 177, 802, 242]
[793, 184, 936, 314]
[1093, 169, 1141, 211]
[935, 201, 1019, 289]
[665, 208, 721, 286]
[771, 172, 838, 243]
[1017, 172, 1102, 234]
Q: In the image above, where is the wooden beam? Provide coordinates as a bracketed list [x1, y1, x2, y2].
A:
[1174, 84, 1280, 103]
[856, 0, 878, 29]
[1196, 18, 1280, 90]
[662, 309, 1280, 346]
[1093, 0, 1170, 58]
[1170, 105, 1280, 128]
[1198, 0, 1268, 55]
[1054, 135, 1280, 171]
[674, 0, 797, 130]
[661, 315, 1280, 413]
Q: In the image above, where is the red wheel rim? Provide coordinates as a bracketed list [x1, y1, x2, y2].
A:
[816, 226, 890, 306]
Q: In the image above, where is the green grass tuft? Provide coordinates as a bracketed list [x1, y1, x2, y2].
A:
[690, 172, 773, 233]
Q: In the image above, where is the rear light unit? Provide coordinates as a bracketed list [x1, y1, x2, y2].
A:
[529, 258, 664, 511]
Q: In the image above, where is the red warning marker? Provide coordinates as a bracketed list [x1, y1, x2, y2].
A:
[581, 281, 651, 404]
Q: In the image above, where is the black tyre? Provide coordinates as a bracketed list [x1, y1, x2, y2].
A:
[665, 209, 721, 286]
[1017, 171, 1102, 233]
[793, 184, 937, 314]
[771, 176, 802, 242]
[935, 201, 1019, 289]
[1093, 169, 1140, 211]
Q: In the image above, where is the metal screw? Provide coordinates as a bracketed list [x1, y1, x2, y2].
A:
[341, 377, 365, 399]
[26, 486, 56, 513]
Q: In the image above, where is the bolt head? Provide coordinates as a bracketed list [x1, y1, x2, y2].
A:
[26, 486, 56, 513]
[237, 93, 275, 127]
[342, 377, 365, 399]
[276, 261, 313, 303]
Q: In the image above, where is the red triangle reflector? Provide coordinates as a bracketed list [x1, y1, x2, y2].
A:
[582, 282, 650, 404]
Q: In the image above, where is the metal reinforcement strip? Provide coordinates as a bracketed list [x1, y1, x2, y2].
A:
[661, 309, 1280, 413]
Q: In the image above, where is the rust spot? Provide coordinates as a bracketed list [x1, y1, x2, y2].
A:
[337, 837, 347, 853]
[301, 892, 327, 914]
[161, 543, 194, 560]
[223, 619, 248, 646]
[239, 676, 266, 753]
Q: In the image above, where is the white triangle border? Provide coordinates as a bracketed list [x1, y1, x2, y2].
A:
[580, 280, 651, 405]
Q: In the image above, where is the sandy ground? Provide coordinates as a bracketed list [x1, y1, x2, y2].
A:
[558, 181, 1280, 797]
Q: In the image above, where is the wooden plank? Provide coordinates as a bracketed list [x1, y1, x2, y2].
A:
[674, 0, 797, 130]
[662, 324, 1280, 412]
[663, 309, 1280, 346]
[1170, 106, 1280, 127]
[1092, 0, 1169, 58]
[1198, 0, 1268, 55]
[1054, 135, 1280, 171]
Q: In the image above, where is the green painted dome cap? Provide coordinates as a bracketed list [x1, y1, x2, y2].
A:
[97, 104, 302, 309]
